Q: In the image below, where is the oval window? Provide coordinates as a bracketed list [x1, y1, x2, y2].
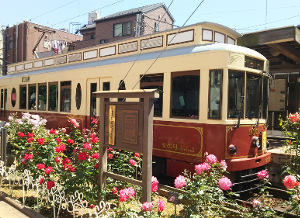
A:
[11, 88, 16, 107]
[75, 83, 82, 110]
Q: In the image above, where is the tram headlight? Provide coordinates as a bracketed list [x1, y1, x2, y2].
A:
[252, 136, 260, 148]
[229, 144, 237, 155]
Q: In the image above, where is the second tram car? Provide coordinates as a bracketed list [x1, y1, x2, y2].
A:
[0, 22, 270, 191]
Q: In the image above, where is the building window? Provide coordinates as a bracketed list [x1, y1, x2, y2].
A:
[60, 81, 71, 112]
[20, 86, 27, 109]
[140, 74, 163, 117]
[228, 70, 245, 118]
[113, 22, 132, 37]
[48, 82, 58, 111]
[171, 71, 200, 119]
[8, 36, 13, 50]
[90, 34, 95, 39]
[28, 84, 36, 110]
[38, 83, 47, 111]
[154, 22, 159, 32]
[100, 39, 108, 44]
[208, 70, 223, 119]
[103, 82, 110, 91]
[11, 88, 16, 107]
[76, 83, 82, 110]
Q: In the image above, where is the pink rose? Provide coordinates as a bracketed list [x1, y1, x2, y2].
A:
[174, 175, 186, 189]
[257, 170, 269, 180]
[206, 154, 218, 164]
[142, 201, 152, 212]
[84, 142, 91, 150]
[218, 177, 232, 191]
[36, 163, 45, 170]
[195, 162, 211, 175]
[152, 176, 159, 192]
[283, 175, 298, 189]
[129, 159, 136, 166]
[157, 198, 165, 213]
[45, 166, 53, 174]
[70, 118, 79, 128]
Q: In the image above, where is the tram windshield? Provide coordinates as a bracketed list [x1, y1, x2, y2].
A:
[228, 70, 268, 119]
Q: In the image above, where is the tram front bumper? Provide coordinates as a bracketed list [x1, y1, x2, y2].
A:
[227, 152, 271, 172]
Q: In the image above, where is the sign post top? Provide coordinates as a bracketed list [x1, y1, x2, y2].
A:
[93, 89, 159, 99]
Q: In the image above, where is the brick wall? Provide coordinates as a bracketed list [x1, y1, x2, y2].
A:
[143, 7, 173, 35]
[5, 22, 82, 64]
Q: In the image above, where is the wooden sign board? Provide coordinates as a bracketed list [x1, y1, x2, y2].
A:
[104, 103, 144, 153]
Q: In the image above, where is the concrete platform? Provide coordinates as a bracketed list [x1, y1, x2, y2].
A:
[0, 200, 29, 218]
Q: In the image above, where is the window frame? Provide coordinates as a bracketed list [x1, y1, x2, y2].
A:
[170, 70, 200, 119]
[208, 69, 223, 120]
[60, 81, 72, 113]
[38, 83, 47, 111]
[113, 22, 132, 37]
[202, 29, 213, 41]
[19, 85, 27, 110]
[11, 88, 16, 107]
[48, 82, 58, 112]
[28, 84, 37, 110]
[214, 31, 226, 43]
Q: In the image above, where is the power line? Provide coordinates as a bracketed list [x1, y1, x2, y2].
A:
[236, 13, 299, 31]
[29, 0, 80, 21]
[131, 0, 205, 89]
[118, 0, 175, 91]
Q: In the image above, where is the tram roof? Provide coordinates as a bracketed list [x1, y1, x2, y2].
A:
[2, 43, 266, 79]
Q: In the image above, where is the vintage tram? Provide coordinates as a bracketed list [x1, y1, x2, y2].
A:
[0, 22, 270, 191]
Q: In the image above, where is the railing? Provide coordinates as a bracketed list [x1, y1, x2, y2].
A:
[0, 161, 116, 218]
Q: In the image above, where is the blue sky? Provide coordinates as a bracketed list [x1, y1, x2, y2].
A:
[1, 0, 299, 34]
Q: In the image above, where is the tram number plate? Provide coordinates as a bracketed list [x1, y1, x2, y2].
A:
[262, 131, 267, 151]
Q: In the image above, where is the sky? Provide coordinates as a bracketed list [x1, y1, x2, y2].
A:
[0, 0, 299, 34]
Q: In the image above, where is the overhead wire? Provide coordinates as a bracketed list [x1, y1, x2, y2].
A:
[131, 0, 206, 89]
[118, 0, 175, 91]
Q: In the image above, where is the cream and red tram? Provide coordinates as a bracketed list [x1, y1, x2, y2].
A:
[0, 22, 270, 190]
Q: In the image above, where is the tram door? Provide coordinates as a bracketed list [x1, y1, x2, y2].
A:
[87, 79, 99, 122]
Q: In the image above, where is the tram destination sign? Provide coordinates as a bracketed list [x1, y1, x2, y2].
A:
[104, 102, 144, 153]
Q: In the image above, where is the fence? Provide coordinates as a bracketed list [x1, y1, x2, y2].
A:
[0, 161, 116, 218]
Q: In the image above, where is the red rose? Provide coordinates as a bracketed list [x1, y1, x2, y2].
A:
[45, 166, 53, 174]
[112, 186, 118, 194]
[78, 152, 88, 161]
[36, 163, 45, 170]
[55, 137, 61, 144]
[24, 153, 33, 160]
[92, 152, 100, 159]
[67, 139, 74, 144]
[91, 117, 98, 124]
[94, 163, 99, 169]
[108, 153, 113, 159]
[47, 180, 55, 189]
[27, 132, 34, 137]
[37, 138, 45, 145]
[49, 128, 57, 134]
[134, 153, 140, 158]
[84, 142, 91, 150]
[55, 157, 62, 163]
[18, 132, 25, 138]
[107, 147, 114, 152]
[27, 137, 34, 143]
[39, 177, 44, 185]
[62, 158, 71, 165]
[91, 137, 99, 144]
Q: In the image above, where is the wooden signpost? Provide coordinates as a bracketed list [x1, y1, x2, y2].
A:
[94, 89, 158, 202]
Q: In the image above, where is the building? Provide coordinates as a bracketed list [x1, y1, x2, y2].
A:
[4, 21, 82, 71]
[238, 25, 300, 130]
[75, 3, 174, 50]
[0, 27, 4, 75]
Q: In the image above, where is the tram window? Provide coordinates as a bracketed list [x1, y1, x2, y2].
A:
[11, 88, 16, 107]
[1, 89, 3, 109]
[202, 29, 213, 41]
[214, 32, 225, 43]
[140, 74, 163, 117]
[38, 84, 47, 111]
[90, 83, 97, 117]
[48, 83, 58, 111]
[103, 82, 110, 91]
[227, 36, 235, 45]
[262, 77, 268, 119]
[4, 89, 7, 110]
[171, 71, 199, 119]
[75, 83, 82, 110]
[28, 84, 36, 110]
[245, 56, 264, 70]
[228, 70, 245, 118]
[60, 81, 71, 112]
[19, 86, 27, 109]
[246, 73, 262, 119]
[118, 80, 126, 102]
[208, 70, 223, 119]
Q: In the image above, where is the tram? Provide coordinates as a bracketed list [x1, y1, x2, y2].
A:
[0, 22, 270, 191]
